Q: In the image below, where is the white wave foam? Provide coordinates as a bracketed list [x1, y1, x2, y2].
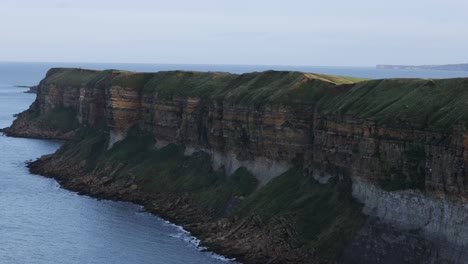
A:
[165, 221, 238, 263]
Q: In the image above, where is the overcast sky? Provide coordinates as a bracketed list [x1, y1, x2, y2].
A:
[0, 0, 467, 66]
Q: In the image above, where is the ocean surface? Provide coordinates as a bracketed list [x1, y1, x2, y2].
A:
[1, 62, 468, 264]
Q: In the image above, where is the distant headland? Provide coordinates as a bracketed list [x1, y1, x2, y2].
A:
[377, 63, 468, 71]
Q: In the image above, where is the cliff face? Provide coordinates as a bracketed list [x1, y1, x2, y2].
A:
[6, 68, 468, 263]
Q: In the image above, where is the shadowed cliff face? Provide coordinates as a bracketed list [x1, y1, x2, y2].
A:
[6, 68, 468, 263]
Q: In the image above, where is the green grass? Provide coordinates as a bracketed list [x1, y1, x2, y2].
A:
[53, 128, 364, 260]
[143, 71, 237, 99]
[320, 78, 468, 131]
[28, 106, 78, 132]
[140, 70, 367, 105]
[44, 68, 370, 107]
[235, 167, 365, 260]
[54, 128, 108, 170]
[42, 68, 110, 88]
[54, 127, 258, 214]
[107, 129, 259, 213]
[51, 127, 364, 261]
[111, 72, 156, 90]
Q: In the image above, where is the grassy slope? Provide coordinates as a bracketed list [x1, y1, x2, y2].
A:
[27, 106, 78, 132]
[42, 68, 112, 87]
[56, 128, 259, 213]
[236, 167, 364, 260]
[321, 78, 468, 131]
[54, 128, 364, 261]
[49, 68, 368, 106]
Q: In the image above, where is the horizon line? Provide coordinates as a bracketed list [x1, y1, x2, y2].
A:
[0, 60, 376, 68]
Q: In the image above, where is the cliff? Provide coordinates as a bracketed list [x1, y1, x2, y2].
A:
[377, 63, 468, 71]
[5, 68, 468, 263]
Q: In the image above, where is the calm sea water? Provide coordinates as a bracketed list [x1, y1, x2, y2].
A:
[0, 63, 237, 264]
[1, 62, 468, 264]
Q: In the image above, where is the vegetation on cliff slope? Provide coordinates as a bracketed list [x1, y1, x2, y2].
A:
[110, 70, 346, 106]
[236, 167, 365, 260]
[53, 127, 364, 261]
[42, 68, 110, 87]
[46, 68, 368, 106]
[56, 128, 259, 214]
[321, 77, 468, 131]
[27, 106, 78, 133]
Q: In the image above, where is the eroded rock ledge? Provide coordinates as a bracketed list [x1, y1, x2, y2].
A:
[6, 68, 468, 263]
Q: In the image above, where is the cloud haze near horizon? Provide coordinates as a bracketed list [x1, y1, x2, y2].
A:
[1, 0, 467, 66]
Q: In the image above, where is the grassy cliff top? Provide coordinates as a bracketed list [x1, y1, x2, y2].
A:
[43, 68, 368, 104]
[42, 68, 115, 87]
[321, 77, 468, 130]
[42, 68, 468, 131]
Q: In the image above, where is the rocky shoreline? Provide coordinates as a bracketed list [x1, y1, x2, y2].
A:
[27, 153, 317, 264]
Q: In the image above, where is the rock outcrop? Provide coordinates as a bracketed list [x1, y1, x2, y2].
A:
[6, 68, 468, 263]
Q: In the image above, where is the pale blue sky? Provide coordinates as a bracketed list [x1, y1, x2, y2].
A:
[1, 0, 467, 66]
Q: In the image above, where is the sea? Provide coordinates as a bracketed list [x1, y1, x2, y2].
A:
[1, 61, 468, 264]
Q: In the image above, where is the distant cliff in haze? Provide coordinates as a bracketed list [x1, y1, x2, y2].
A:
[377, 63, 468, 71]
